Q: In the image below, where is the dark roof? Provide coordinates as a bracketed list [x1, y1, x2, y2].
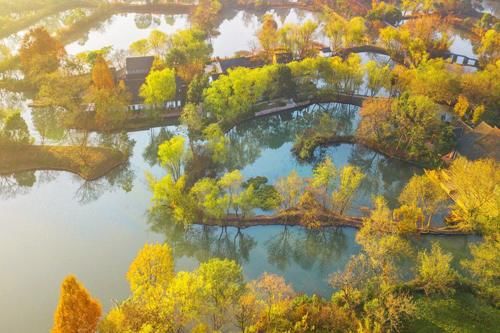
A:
[219, 57, 261, 73]
[456, 122, 500, 161]
[125, 56, 155, 75]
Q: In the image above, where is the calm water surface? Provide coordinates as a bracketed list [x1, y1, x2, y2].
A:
[0, 7, 481, 332]
[0, 100, 476, 332]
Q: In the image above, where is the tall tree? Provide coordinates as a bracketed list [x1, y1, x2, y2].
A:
[91, 54, 114, 91]
[127, 243, 175, 298]
[257, 14, 279, 61]
[158, 135, 186, 182]
[51, 275, 102, 333]
[165, 29, 212, 82]
[19, 27, 65, 79]
[399, 174, 448, 229]
[197, 258, 245, 330]
[416, 242, 457, 296]
[332, 165, 365, 215]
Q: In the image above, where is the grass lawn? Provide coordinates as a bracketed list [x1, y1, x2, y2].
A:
[406, 291, 500, 333]
[0, 144, 126, 180]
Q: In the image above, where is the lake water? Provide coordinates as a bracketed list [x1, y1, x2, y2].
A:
[0, 7, 481, 332]
[0, 99, 477, 332]
[67, 9, 327, 57]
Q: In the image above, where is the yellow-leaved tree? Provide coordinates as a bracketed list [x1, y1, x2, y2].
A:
[127, 243, 175, 298]
[51, 275, 102, 333]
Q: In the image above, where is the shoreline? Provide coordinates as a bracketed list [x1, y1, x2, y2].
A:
[190, 211, 474, 236]
[0, 144, 127, 181]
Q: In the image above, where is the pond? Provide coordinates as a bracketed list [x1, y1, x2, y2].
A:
[66, 8, 327, 57]
[0, 98, 477, 333]
[0, 6, 484, 332]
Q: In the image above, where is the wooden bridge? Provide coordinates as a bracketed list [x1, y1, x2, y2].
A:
[333, 45, 481, 69]
[432, 51, 481, 68]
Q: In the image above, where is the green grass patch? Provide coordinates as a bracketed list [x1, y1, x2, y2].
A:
[407, 291, 500, 333]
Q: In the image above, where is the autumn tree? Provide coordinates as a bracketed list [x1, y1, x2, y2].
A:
[393, 59, 461, 105]
[129, 30, 169, 57]
[331, 197, 415, 332]
[358, 94, 454, 163]
[86, 55, 129, 130]
[332, 165, 364, 215]
[399, 174, 448, 229]
[461, 238, 500, 300]
[91, 54, 114, 91]
[258, 14, 279, 61]
[427, 157, 499, 233]
[460, 60, 500, 125]
[127, 243, 175, 298]
[275, 170, 305, 211]
[165, 29, 212, 82]
[416, 242, 457, 296]
[365, 60, 392, 96]
[0, 111, 32, 144]
[477, 29, 500, 65]
[191, 0, 222, 35]
[158, 135, 187, 182]
[19, 27, 65, 80]
[311, 157, 337, 208]
[251, 273, 295, 330]
[197, 258, 246, 330]
[51, 275, 102, 333]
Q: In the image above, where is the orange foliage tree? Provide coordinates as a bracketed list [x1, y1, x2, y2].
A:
[19, 27, 65, 79]
[91, 55, 115, 91]
[51, 275, 102, 333]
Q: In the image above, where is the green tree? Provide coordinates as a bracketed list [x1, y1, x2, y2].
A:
[332, 165, 364, 215]
[197, 258, 245, 330]
[129, 39, 150, 56]
[203, 123, 229, 164]
[399, 174, 448, 229]
[258, 14, 279, 61]
[365, 60, 391, 97]
[190, 177, 224, 220]
[311, 157, 337, 208]
[158, 135, 186, 182]
[462, 238, 500, 299]
[218, 169, 244, 215]
[427, 157, 499, 233]
[191, 0, 222, 34]
[416, 242, 457, 296]
[203, 66, 271, 125]
[1, 111, 31, 144]
[275, 170, 305, 211]
[165, 29, 212, 82]
[140, 68, 177, 108]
